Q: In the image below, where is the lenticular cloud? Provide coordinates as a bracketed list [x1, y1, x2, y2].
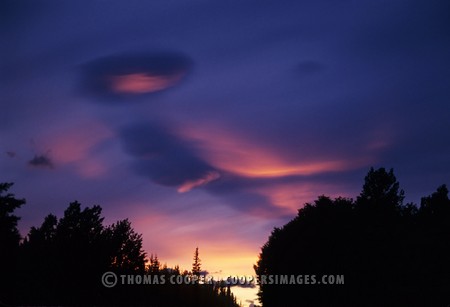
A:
[82, 52, 192, 101]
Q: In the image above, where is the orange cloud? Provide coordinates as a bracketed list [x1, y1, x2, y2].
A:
[254, 183, 321, 213]
[177, 123, 368, 178]
[109, 72, 184, 94]
[177, 171, 221, 193]
[173, 122, 372, 218]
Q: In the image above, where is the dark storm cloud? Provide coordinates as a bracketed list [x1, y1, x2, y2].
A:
[82, 52, 192, 102]
[119, 122, 215, 187]
[28, 154, 53, 169]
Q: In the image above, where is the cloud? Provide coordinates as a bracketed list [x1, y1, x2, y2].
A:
[28, 153, 53, 169]
[119, 122, 219, 189]
[177, 123, 370, 179]
[119, 122, 296, 218]
[177, 171, 221, 193]
[82, 52, 192, 101]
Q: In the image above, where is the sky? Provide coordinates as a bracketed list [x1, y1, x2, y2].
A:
[1, 0, 450, 305]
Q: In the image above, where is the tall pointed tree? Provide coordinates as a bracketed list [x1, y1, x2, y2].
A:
[192, 247, 201, 278]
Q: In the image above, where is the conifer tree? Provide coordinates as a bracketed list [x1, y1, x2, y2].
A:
[192, 247, 201, 277]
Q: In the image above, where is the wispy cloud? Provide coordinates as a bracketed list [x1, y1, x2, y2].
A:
[177, 171, 221, 193]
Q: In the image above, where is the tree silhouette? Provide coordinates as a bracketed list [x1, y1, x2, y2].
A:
[0, 183, 26, 305]
[420, 184, 450, 216]
[1, 183, 239, 307]
[149, 253, 161, 274]
[254, 168, 450, 306]
[357, 167, 404, 209]
[192, 247, 201, 278]
[19, 201, 147, 305]
[0, 183, 25, 247]
[105, 218, 147, 273]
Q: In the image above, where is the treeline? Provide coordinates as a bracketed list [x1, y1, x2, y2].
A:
[0, 183, 239, 306]
[254, 168, 450, 306]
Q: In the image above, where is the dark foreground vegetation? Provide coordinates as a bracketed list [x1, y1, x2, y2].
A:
[2, 167, 449, 306]
[254, 167, 450, 306]
[0, 183, 238, 307]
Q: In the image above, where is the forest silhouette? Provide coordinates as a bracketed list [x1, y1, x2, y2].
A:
[254, 167, 450, 306]
[0, 183, 238, 307]
[1, 167, 449, 306]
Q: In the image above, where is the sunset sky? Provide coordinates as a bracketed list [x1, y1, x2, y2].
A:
[1, 0, 449, 305]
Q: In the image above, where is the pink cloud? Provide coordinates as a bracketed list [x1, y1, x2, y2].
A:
[252, 182, 356, 214]
[36, 120, 113, 178]
[177, 171, 221, 193]
[177, 122, 371, 178]
[109, 72, 185, 94]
